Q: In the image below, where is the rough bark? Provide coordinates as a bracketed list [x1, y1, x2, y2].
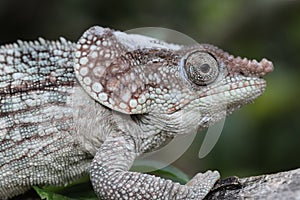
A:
[205, 168, 300, 200]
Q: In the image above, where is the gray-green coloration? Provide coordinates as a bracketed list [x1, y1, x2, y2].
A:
[0, 26, 273, 199]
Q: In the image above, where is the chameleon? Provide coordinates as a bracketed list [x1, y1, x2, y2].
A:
[0, 26, 273, 199]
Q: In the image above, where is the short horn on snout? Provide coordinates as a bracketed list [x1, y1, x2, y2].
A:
[227, 57, 274, 77]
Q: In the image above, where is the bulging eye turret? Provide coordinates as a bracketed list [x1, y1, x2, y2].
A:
[182, 51, 219, 86]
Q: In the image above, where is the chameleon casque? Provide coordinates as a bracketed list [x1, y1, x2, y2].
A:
[0, 26, 273, 199]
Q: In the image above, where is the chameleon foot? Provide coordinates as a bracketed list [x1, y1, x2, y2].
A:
[186, 170, 220, 199]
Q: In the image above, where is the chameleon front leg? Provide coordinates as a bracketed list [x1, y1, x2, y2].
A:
[90, 135, 220, 199]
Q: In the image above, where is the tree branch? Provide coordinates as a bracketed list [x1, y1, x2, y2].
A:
[205, 168, 300, 200]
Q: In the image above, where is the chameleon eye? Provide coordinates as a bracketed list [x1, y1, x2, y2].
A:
[183, 51, 219, 86]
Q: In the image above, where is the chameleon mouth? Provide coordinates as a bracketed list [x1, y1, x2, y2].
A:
[223, 77, 267, 114]
[194, 76, 267, 116]
[203, 76, 267, 99]
[228, 77, 267, 96]
[228, 77, 267, 101]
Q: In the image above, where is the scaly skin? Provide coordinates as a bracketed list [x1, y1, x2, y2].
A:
[0, 26, 273, 199]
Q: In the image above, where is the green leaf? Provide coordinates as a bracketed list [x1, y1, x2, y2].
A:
[132, 160, 190, 184]
[33, 175, 97, 200]
[33, 186, 75, 200]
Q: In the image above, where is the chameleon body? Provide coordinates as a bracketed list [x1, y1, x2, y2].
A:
[0, 26, 273, 199]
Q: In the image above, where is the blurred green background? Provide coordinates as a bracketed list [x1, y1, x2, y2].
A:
[1, 0, 299, 185]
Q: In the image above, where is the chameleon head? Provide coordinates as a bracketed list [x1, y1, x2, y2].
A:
[177, 45, 274, 125]
[74, 26, 273, 128]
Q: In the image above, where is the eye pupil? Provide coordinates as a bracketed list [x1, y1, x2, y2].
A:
[200, 64, 210, 73]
